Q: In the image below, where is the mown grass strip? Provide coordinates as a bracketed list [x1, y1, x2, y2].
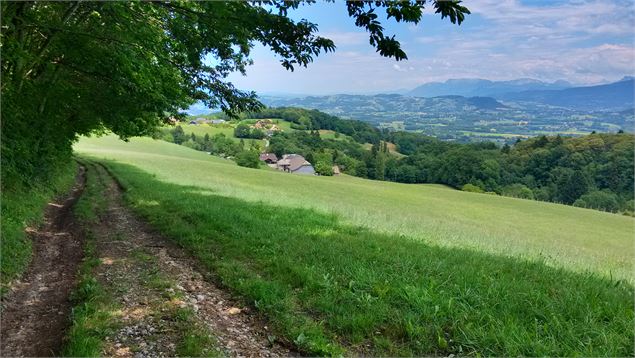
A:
[62, 161, 117, 357]
[1, 161, 78, 295]
[64, 160, 222, 357]
[99, 159, 634, 357]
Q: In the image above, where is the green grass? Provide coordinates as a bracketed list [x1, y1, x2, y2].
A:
[174, 117, 300, 147]
[62, 229, 115, 357]
[172, 307, 221, 358]
[174, 123, 265, 148]
[1, 161, 78, 295]
[80, 158, 634, 356]
[73, 137, 634, 355]
[63, 160, 117, 357]
[75, 135, 634, 281]
[179, 123, 236, 137]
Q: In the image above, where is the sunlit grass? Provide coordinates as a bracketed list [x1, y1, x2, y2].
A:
[75, 135, 634, 281]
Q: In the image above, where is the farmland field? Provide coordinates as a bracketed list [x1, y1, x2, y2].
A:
[74, 135, 634, 356]
[76, 135, 634, 281]
[174, 123, 265, 146]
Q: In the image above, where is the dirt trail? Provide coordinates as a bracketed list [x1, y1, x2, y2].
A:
[1, 167, 86, 357]
[86, 163, 293, 357]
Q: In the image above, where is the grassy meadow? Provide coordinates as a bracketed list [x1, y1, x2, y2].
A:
[175, 123, 265, 147]
[73, 136, 634, 356]
[175, 118, 299, 147]
[75, 135, 634, 281]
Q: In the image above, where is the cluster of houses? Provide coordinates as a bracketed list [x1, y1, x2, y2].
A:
[250, 119, 283, 137]
[251, 119, 281, 131]
[189, 118, 227, 125]
[259, 153, 340, 175]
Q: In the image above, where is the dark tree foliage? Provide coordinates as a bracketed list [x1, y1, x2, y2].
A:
[171, 126, 187, 145]
[235, 150, 260, 169]
[252, 109, 635, 213]
[1, 0, 468, 189]
[387, 131, 634, 212]
[234, 123, 266, 139]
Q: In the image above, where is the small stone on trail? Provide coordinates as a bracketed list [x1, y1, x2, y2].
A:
[227, 307, 242, 315]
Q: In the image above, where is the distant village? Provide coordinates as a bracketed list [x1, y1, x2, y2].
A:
[187, 117, 227, 125]
[175, 117, 340, 176]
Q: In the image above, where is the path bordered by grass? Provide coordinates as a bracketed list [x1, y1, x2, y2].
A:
[82, 157, 633, 356]
[1, 161, 78, 295]
[63, 161, 221, 357]
[75, 136, 634, 281]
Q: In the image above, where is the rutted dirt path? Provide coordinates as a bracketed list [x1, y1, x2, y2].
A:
[1, 167, 86, 357]
[1, 163, 293, 357]
[82, 163, 293, 357]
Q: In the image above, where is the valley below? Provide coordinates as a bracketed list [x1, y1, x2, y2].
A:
[260, 78, 635, 144]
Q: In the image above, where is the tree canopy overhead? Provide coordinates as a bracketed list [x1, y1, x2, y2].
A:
[1, 0, 469, 188]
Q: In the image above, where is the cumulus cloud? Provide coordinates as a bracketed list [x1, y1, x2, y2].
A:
[393, 64, 407, 72]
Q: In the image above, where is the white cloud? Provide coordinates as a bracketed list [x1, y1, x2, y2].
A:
[227, 0, 635, 94]
[393, 64, 407, 72]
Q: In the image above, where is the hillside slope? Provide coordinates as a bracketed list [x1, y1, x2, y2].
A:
[75, 135, 633, 281]
[73, 136, 634, 356]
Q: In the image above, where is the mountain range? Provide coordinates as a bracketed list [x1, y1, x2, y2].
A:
[188, 77, 634, 116]
[496, 77, 634, 111]
[407, 78, 572, 98]
[259, 93, 508, 118]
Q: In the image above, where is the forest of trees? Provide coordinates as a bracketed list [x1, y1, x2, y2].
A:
[387, 132, 634, 213]
[192, 107, 634, 214]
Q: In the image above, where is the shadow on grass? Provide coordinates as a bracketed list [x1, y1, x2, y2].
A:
[97, 159, 634, 357]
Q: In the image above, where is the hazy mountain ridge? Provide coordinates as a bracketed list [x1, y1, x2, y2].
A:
[497, 78, 634, 110]
[407, 78, 572, 97]
[260, 93, 507, 114]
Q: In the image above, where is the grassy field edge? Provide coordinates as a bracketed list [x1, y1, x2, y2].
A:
[95, 157, 634, 356]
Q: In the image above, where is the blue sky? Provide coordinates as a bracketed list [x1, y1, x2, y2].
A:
[226, 0, 635, 95]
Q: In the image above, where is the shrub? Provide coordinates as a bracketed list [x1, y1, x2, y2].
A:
[234, 123, 252, 138]
[235, 150, 260, 168]
[462, 183, 484, 193]
[501, 184, 535, 200]
[573, 190, 620, 212]
[315, 160, 333, 176]
[624, 199, 635, 213]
